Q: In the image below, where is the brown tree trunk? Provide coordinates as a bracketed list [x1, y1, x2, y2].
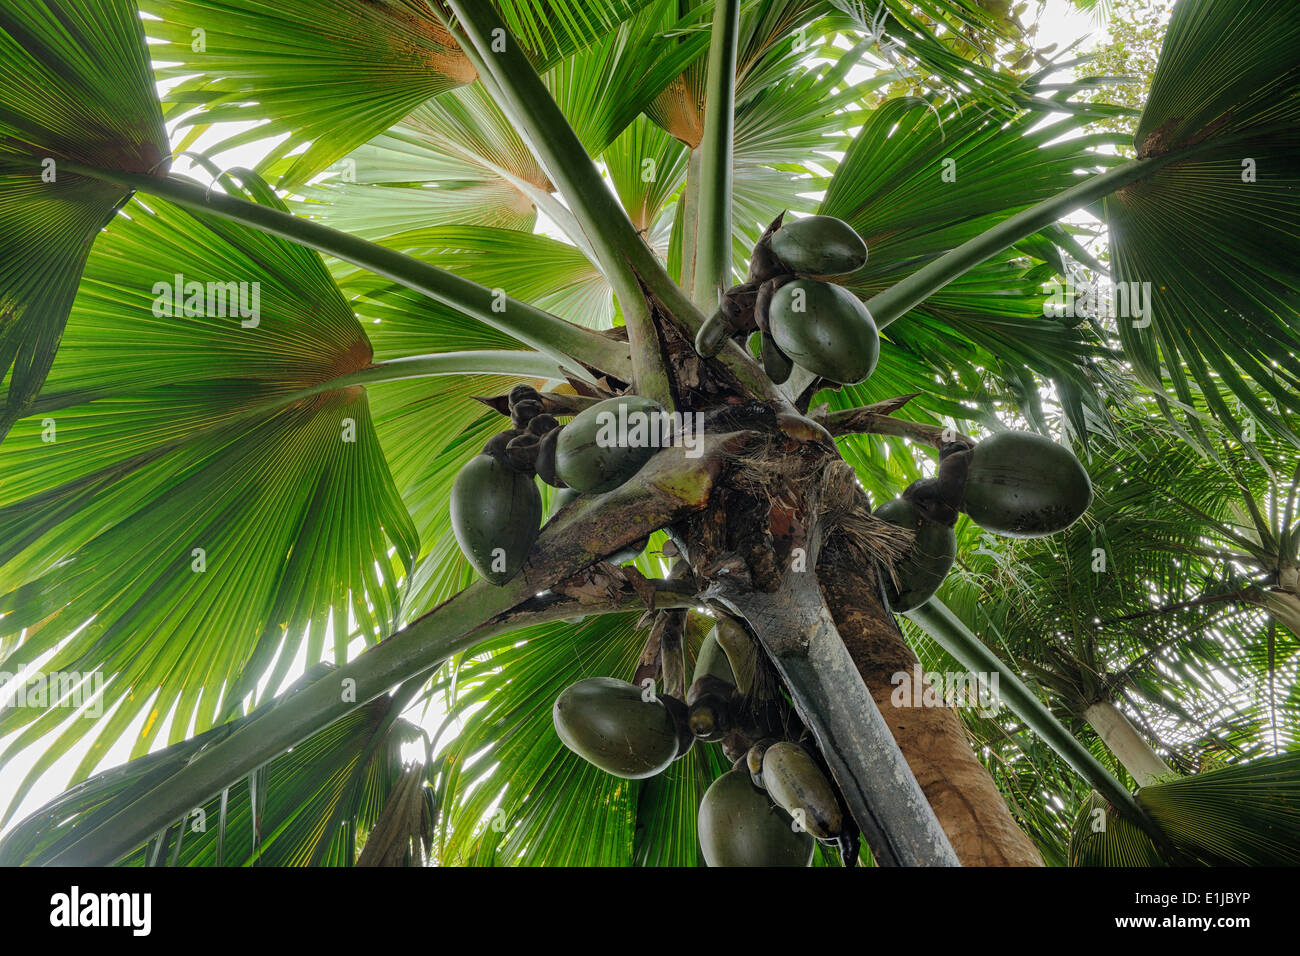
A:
[818, 535, 1044, 866]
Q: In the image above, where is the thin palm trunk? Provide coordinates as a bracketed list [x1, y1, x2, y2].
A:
[1083, 701, 1173, 788]
[819, 540, 1044, 865]
[1258, 585, 1300, 639]
[906, 599, 1164, 841]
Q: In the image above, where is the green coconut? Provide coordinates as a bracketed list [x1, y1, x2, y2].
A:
[604, 537, 647, 565]
[761, 741, 843, 839]
[962, 431, 1093, 537]
[549, 486, 582, 516]
[769, 215, 867, 277]
[692, 628, 738, 690]
[553, 677, 679, 779]
[768, 279, 879, 385]
[450, 453, 542, 585]
[555, 395, 664, 493]
[746, 738, 778, 789]
[698, 770, 815, 867]
[874, 497, 957, 612]
[534, 426, 565, 488]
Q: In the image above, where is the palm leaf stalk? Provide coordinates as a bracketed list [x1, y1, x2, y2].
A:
[3, 681, 433, 867]
[444, 0, 779, 404]
[690, 0, 740, 310]
[26, 350, 579, 420]
[57, 162, 632, 381]
[443, 0, 674, 406]
[907, 600, 1166, 841]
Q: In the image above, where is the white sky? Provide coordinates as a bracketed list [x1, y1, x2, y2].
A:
[0, 1, 1115, 841]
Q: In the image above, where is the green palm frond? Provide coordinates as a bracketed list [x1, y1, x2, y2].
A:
[1068, 791, 1165, 866]
[819, 93, 1129, 430]
[288, 84, 551, 240]
[433, 611, 745, 866]
[145, 0, 658, 186]
[549, 1, 710, 155]
[371, 382, 520, 615]
[0, 0, 168, 439]
[338, 227, 614, 330]
[825, 0, 1022, 108]
[632, 738, 733, 866]
[1072, 751, 1300, 866]
[604, 116, 690, 235]
[729, 36, 869, 252]
[0, 682, 430, 866]
[489, 0, 659, 59]
[0, 177, 419, 820]
[299, 179, 539, 236]
[1103, 0, 1300, 445]
[433, 613, 644, 866]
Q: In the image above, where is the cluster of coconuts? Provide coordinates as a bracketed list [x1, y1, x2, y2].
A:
[457, 208, 1096, 862]
[875, 431, 1095, 613]
[698, 738, 846, 867]
[554, 615, 846, 866]
[450, 386, 664, 585]
[696, 213, 878, 386]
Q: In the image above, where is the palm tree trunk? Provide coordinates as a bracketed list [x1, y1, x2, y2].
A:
[817, 536, 1045, 866]
[723, 576, 959, 866]
[690, 452, 1041, 866]
[1082, 701, 1171, 787]
[1258, 585, 1300, 639]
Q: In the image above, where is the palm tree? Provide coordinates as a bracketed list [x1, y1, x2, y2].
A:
[0, 0, 1296, 866]
[905, 392, 1300, 863]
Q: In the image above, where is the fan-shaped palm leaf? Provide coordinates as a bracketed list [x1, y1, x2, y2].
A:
[0, 0, 169, 439]
[145, 0, 658, 186]
[1071, 751, 1300, 866]
[0, 682, 431, 866]
[819, 93, 1129, 431]
[288, 84, 552, 241]
[0, 178, 421, 820]
[1103, 0, 1300, 446]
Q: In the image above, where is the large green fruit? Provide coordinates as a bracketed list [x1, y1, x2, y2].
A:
[605, 537, 647, 565]
[697, 616, 758, 695]
[553, 677, 679, 779]
[692, 628, 737, 689]
[768, 279, 879, 385]
[450, 454, 542, 585]
[769, 215, 867, 276]
[962, 431, 1093, 537]
[549, 486, 581, 517]
[555, 395, 664, 493]
[761, 742, 843, 839]
[874, 497, 957, 612]
[698, 770, 815, 867]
